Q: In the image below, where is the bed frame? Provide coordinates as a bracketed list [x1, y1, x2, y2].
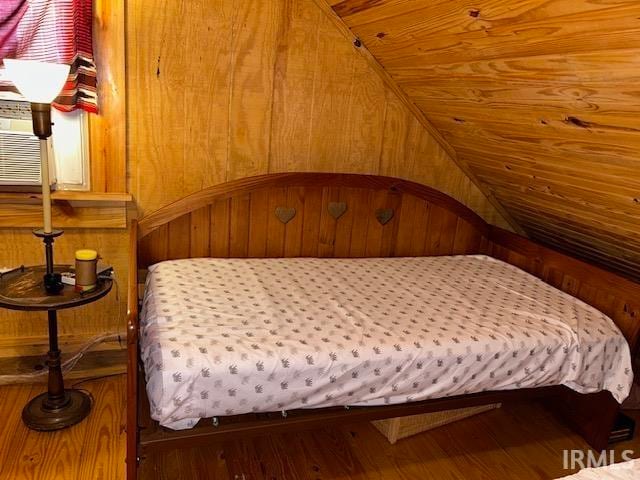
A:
[126, 173, 640, 479]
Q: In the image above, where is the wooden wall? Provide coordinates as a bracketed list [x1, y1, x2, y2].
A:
[126, 0, 509, 230]
[329, 0, 640, 282]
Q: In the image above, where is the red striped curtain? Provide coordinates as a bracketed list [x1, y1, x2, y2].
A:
[0, 0, 97, 113]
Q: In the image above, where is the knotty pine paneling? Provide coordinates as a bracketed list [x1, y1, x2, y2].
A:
[126, 0, 509, 233]
[331, 0, 640, 281]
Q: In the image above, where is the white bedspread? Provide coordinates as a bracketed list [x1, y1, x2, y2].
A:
[558, 459, 640, 479]
[139, 255, 633, 430]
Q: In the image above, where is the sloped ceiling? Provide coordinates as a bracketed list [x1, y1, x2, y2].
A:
[327, 0, 640, 282]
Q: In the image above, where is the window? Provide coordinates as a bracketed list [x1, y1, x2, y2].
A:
[0, 94, 89, 191]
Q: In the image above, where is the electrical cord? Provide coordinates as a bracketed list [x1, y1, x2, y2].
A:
[0, 333, 123, 385]
[0, 271, 128, 386]
[70, 372, 124, 389]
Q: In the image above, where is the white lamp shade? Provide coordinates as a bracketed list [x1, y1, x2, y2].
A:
[3, 59, 70, 104]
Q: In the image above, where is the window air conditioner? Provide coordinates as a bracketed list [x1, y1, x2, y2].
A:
[0, 99, 53, 189]
[0, 97, 89, 191]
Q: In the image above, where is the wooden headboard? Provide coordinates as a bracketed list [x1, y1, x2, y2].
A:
[136, 173, 490, 268]
[132, 172, 640, 352]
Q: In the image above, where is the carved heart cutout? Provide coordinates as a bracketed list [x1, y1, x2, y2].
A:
[375, 208, 394, 225]
[328, 202, 347, 220]
[275, 207, 296, 224]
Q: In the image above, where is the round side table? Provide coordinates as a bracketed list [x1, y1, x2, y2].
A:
[0, 265, 112, 431]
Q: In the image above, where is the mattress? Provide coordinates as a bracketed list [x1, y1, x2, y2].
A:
[139, 255, 633, 430]
[557, 459, 640, 479]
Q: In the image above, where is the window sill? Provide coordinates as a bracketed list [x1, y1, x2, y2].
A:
[0, 191, 132, 203]
[0, 191, 132, 229]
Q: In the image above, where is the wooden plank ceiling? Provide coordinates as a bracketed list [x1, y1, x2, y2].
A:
[327, 0, 640, 282]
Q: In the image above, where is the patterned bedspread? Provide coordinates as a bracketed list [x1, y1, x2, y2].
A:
[140, 255, 633, 430]
[557, 459, 640, 479]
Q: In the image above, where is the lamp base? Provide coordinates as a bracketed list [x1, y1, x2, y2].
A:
[22, 389, 92, 431]
[33, 229, 64, 294]
[43, 272, 63, 294]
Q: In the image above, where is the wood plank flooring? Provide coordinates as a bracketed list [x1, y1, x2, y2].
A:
[1, 374, 639, 479]
[0, 375, 126, 480]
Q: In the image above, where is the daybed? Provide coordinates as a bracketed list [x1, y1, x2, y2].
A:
[126, 173, 640, 479]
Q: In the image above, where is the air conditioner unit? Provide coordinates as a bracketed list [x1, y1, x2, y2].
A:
[0, 97, 89, 191]
[0, 99, 55, 190]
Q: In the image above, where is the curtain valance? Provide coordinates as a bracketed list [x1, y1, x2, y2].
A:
[0, 0, 97, 113]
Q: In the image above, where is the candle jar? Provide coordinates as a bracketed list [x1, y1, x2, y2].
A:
[75, 249, 98, 292]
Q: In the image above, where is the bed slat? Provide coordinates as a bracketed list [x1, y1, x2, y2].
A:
[210, 199, 231, 257]
[248, 189, 269, 257]
[229, 194, 250, 257]
[189, 206, 211, 258]
[300, 187, 323, 257]
[284, 187, 305, 257]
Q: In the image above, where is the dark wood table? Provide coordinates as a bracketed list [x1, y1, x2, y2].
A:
[0, 265, 112, 431]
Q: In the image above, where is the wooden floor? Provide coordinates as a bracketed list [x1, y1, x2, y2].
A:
[1, 375, 639, 480]
[0, 375, 126, 480]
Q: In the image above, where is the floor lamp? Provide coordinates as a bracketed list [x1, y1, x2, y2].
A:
[4, 59, 70, 293]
